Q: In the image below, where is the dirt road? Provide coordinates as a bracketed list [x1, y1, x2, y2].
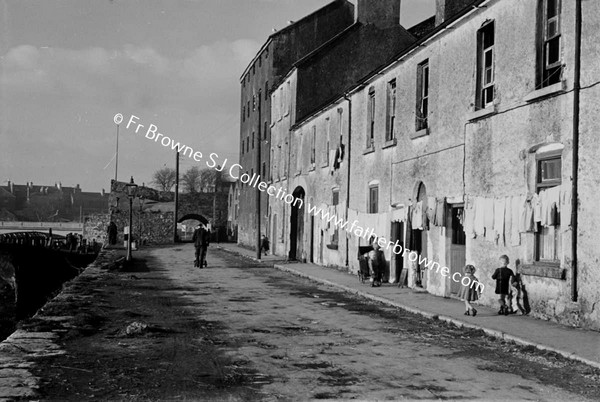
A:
[34, 245, 600, 401]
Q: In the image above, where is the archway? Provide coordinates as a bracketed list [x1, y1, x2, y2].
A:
[177, 214, 209, 242]
[289, 187, 305, 261]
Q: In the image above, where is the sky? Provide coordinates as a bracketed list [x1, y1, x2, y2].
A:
[0, 0, 435, 192]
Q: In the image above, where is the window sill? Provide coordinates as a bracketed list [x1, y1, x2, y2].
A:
[363, 147, 375, 155]
[382, 138, 397, 149]
[524, 81, 565, 103]
[521, 262, 565, 279]
[308, 165, 315, 172]
[410, 127, 429, 140]
[321, 162, 329, 169]
[467, 105, 496, 121]
[326, 244, 338, 250]
[294, 171, 301, 177]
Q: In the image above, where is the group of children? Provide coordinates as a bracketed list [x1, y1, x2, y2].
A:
[459, 254, 526, 317]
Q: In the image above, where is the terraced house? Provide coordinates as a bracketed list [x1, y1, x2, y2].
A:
[243, 0, 600, 330]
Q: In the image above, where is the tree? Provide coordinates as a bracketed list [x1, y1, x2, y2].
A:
[182, 166, 202, 193]
[152, 167, 176, 192]
[199, 168, 217, 192]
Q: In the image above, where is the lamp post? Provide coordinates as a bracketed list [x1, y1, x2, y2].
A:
[125, 176, 138, 262]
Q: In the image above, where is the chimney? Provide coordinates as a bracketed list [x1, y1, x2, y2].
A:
[435, 0, 476, 26]
[101, 189, 105, 196]
[7, 180, 11, 194]
[357, 0, 401, 29]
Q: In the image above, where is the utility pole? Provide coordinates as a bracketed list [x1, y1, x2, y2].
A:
[114, 123, 119, 183]
[571, 0, 582, 302]
[256, 90, 262, 259]
[174, 151, 180, 243]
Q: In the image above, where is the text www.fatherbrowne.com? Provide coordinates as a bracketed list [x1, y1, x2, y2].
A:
[117, 113, 484, 294]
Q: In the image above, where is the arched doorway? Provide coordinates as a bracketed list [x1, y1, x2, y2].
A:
[177, 214, 209, 242]
[289, 187, 305, 261]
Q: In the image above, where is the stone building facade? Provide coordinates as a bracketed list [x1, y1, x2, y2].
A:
[237, 0, 355, 248]
[258, 0, 600, 329]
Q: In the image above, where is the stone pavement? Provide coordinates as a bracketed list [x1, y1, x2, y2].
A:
[0, 249, 121, 401]
[217, 242, 600, 370]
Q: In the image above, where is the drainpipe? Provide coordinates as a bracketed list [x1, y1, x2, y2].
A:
[571, 0, 582, 302]
[343, 94, 352, 268]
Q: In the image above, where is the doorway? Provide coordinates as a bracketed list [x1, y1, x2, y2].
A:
[413, 183, 428, 289]
[449, 205, 466, 295]
[289, 187, 305, 261]
[390, 221, 404, 284]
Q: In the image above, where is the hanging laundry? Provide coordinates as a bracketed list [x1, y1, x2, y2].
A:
[474, 197, 486, 237]
[434, 197, 446, 226]
[532, 193, 542, 223]
[391, 207, 405, 223]
[464, 196, 476, 238]
[540, 189, 550, 226]
[329, 150, 337, 175]
[405, 205, 413, 248]
[483, 197, 495, 239]
[426, 197, 436, 228]
[520, 197, 535, 233]
[510, 196, 523, 246]
[412, 201, 423, 230]
[545, 186, 561, 227]
[493, 197, 506, 245]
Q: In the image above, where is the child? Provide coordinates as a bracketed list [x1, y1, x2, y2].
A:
[364, 237, 384, 287]
[261, 235, 270, 256]
[491, 255, 515, 315]
[457, 265, 480, 316]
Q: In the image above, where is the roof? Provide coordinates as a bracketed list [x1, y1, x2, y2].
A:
[0, 187, 16, 198]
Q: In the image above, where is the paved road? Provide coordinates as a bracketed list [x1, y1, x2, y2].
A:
[34, 245, 600, 401]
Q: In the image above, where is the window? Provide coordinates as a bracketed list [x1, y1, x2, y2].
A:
[416, 60, 429, 130]
[252, 95, 256, 111]
[325, 117, 330, 166]
[368, 186, 378, 213]
[241, 138, 244, 155]
[477, 22, 495, 109]
[252, 64, 255, 75]
[338, 108, 343, 139]
[252, 132, 255, 149]
[296, 132, 303, 173]
[258, 54, 262, 67]
[265, 45, 269, 59]
[538, 0, 562, 88]
[311, 126, 316, 166]
[279, 88, 283, 120]
[265, 81, 269, 101]
[386, 79, 396, 141]
[247, 101, 250, 117]
[283, 139, 288, 177]
[286, 81, 291, 115]
[246, 136, 249, 153]
[535, 153, 561, 262]
[332, 189, 340, 245]
[367, 87, 375, 148]
[242, 105, 245, 122]
[264, 121, 268, 140]
[262, 161, 266, 179]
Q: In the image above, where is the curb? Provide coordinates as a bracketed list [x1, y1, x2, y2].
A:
[215, 245, 287, 265]
[273, 263, 600, 371]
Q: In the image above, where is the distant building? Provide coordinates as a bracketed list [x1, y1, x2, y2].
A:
[0, 180, 109, 222]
